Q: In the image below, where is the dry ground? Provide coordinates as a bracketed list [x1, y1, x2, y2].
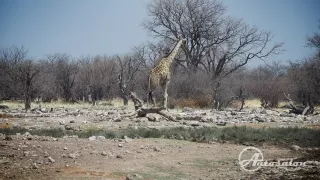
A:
[0, 100, 319, 179]
[1, 135, 312, 180]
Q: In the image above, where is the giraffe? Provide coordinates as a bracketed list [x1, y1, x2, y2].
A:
[147, 37, 186, 110]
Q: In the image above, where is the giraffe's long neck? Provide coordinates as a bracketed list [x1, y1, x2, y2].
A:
[166, 39, 184, 64]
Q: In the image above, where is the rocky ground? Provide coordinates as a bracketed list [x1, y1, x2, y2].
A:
[0, 105, 320, 179]
[1, 133, 319, 180]
[1, 105, 319, 131]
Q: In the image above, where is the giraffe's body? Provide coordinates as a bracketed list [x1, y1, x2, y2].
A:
[147, 37, 186, 109]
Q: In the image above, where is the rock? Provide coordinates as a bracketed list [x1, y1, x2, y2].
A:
[153, 147, 161, 152]
[189, 121, 200, 126]
[65, 125, 72, 130]
[250, 109, 257, 114]
[278, 125, 288, 128]
[12, 123, 20, 128]
[123, 117, 130, 121]
[176, 114, 183, 120]
[291, 145, 301, 151]
[4, 136, 13, 141]
[89, 136, 96, 141]
[0, 105, 9, 109]
[200, 117, 210, 122]
[260, 109, 267, 114]
[116, 155, 123, 159]
[24, 132, 31, 136]
[280, 113, 296, 117]
[68, 153, 79, 159]
[184, 115, 202, 121]
[182, 107, 193, 112]
[63, 147, 68, 150]
[146, 113, 162, 122]
[70, 120, 75, 123]
[101, 151, 109, 156]
[124, 136, 132, 143]
[59, 120, 65, 125]
[32, 163, 39, 169]
[118, 144, 123, 147]
[108, 111, 118, 115]
[48, 157, 55, 163]
[126, 174, 143, 180]
[255, 116, 265, 122]
[113, 118, 122, 122]
[44, 152, 49, 158]
[97, 136, 106, 140]
[216, 122, 227, 126]
[23, 151, 30, 156]
[0, 159, 10, 164]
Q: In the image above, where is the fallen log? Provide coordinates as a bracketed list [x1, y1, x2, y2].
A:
[137, 107, 165, 117]
[129, 92, 177, 121]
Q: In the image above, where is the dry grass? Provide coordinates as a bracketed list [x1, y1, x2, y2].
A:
[244, 99, 261, 108]
[244, 99, 289, 109]
[2, 126, 320, 147]
[0, 101, 24, 109]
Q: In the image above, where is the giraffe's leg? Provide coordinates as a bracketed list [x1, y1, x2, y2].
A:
[147, 92, 149, 108]
[162, 81, 169, 110]
[153, 96, 156, 107]
[148, 91, 156, 107]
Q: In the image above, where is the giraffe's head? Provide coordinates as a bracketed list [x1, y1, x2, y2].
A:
[178, 35, 187, 49]
[178, 35, 187, 43]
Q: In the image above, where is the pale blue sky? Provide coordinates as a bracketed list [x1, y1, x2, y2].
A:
[0, 0, 319, 64]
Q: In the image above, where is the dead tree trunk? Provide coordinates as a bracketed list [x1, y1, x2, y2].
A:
[129, 91, 176, 121]
[284, 93, 313, 115]
[129, 92, 143, 110]
[223, 88, 246, 111]
[118, 74, 129, 106]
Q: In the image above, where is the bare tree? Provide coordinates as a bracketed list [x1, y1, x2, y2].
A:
[288, 57, 320, 109]
[307, 20, 320, 49]
[0, 46, 40, 110]
[116, 54, 143, 106]
[248, 62, 287, 108]
[77, 55, 117, 104]
[144, 0, 227, 71]
[286, 23, 320, 110]
[144, 0, 283, 109]
[47, 53, 78, 102]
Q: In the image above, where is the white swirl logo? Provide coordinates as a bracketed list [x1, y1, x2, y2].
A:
[238, 146, 312, 172]
[238, 147, 264, 172]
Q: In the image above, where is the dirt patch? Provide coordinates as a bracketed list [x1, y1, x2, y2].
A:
[57, 167, 126, 179]
[0, 122, 11, 128]
[0, 113, 14, 119]
[0, 136, 318, 180]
